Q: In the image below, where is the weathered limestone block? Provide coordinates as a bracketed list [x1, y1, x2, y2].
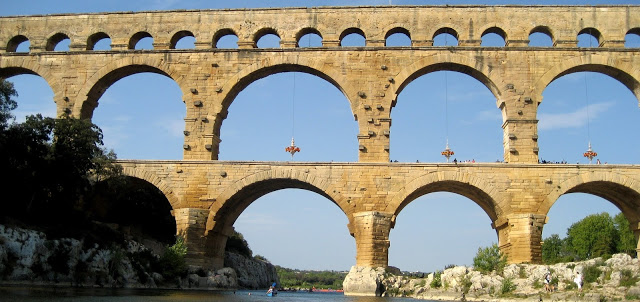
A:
[351, 211, 393, 268]
[343, 266, 387, 296]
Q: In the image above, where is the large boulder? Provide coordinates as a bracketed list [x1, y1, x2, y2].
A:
[224, 252, 278, 289]
[343, 266, 386, 296]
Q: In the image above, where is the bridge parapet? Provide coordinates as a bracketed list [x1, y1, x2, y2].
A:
[1, 6, 638, 53]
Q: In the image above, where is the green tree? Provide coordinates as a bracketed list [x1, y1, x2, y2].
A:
[0, 78, 17, 128]
[0, 79, 120, 225]
[565, 212, 618, 260]
[613, 212, 637, 257]
[159, 236, 188, 281]
[226, 230, 253, 257]
[542, 234, 572, 264]
[275, 266, 346, 290]
[473, 243, 507, 274]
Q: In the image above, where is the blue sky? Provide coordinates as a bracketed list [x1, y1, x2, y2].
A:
[3, 0, 639, 273]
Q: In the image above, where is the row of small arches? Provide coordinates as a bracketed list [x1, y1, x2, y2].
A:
[6, 26, 640, 52]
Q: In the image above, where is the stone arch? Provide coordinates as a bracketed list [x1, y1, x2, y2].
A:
[215, 57, 355, 143]
[169, 30, 195, 49]
[532, 54, 640, 105]
[205, 167, 354, 235]
[432, 26, 460, 41]
[253, 27, 281, 48]
[529, 25, 554, 46]
[6, 35, 29, 52]
[45, 32, 71, 51]
[339, 27, 366, 46]
[384, 26, 411, 46]
[481, 26, 507, 46]
[432, 26, 460, 46]
[75, 57, 184, 119]
[129, 31, 153, 49]
[295, 27, 322, 47]
[212, 28, 238, 48]
[87, 32, 111, 50]
[385, 171, 505, 225]
[578, 27, 603, 47]
[627, 28, 640, 48]
[392, 52, 505, 108]
[119, 165, 180, 210]
[539, 172, 640, 225]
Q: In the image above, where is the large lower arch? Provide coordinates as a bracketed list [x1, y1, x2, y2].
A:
[392, 52, 506, 109]
[0, 62, 62, 111]
[539, 172, 640, 226]
[214, 57, 356, 143]
[532, 54, 640, 106]
[386, 171, 509, 264]
[75, 58, 185, 119]
[203, 167, 353, 268]
[207, 168, 352, 232]
[386, 171, 505, 224]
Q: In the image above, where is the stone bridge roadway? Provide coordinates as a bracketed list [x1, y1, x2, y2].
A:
[117, 160, 640, 270]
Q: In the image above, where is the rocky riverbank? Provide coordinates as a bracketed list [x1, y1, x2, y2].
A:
[348, 254, 640, 301]
[0, 224, 278, 290]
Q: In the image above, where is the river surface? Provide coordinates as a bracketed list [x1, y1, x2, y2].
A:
[0, 287, 431, 302]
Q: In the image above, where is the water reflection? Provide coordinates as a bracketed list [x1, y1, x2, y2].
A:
[1, 287, 419, 301]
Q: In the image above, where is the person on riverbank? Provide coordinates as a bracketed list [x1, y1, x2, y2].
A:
[574, 272, 583, 291]
[544, 272, 554, 292]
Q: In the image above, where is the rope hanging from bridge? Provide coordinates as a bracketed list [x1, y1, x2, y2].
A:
[285, 69, 300, 159]
[582, 29, 597, 164]
[441, 34, 454, 163]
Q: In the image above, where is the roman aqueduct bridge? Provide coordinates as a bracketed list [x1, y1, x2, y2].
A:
[1, 5, 640, 295]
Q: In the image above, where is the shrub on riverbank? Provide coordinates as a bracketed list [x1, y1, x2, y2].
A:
[158, 236, 188, 282]
[379, 254, 640, 301]
[276, 266, 346, 290]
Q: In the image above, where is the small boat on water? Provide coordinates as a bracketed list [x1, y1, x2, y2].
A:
[267, 282, 278, 297]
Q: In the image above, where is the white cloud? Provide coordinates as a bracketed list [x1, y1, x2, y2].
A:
[98, 115, 133, 149]
[448, 89, 494, 103]
[112, 115, 132, 123]
[236, 212, 287, 227]
[96, 94, 119, 106]
[149, 0, 182, 10]
[13, 106, 57, 122]
[157, 117, 186, 138]
[538, 102, 613, 131]
[475, 109, 502, 122]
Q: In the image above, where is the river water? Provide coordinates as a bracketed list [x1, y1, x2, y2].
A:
[1, 287, 429, 302]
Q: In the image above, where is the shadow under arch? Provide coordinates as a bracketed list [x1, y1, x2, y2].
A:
[533, 55, 640, 105]
[118, 162, 180, 210]
[76, 59, 184, 119]
[215, 59, 355, 143]
[206, 168, 353, 235]
[385, 171, 505, 225]
[90, 174, 177, 244]
[392, 54, 504, 109]
[539, 172, 640, 226]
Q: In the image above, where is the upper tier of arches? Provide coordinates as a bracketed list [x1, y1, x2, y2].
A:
[2, 6, 639, 53]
